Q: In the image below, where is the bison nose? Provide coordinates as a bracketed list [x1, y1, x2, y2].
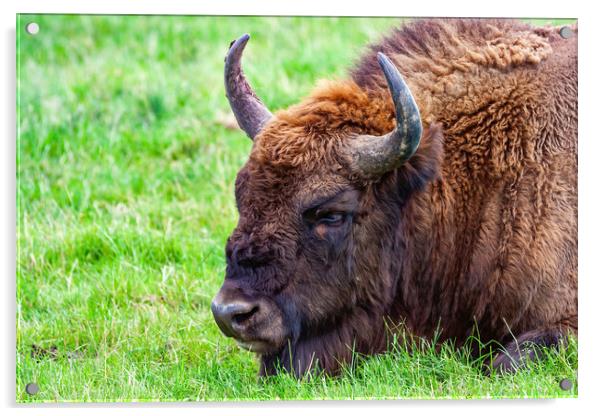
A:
[211, 296, 259, 339]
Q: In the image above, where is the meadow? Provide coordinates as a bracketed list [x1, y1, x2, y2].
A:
[16, 14, 577, 402]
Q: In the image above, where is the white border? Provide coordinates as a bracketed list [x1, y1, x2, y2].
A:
[2, 1, 600, 415]
[3, 0, 583, 17]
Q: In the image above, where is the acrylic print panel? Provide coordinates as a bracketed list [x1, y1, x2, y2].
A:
[16, 14, 578, 402]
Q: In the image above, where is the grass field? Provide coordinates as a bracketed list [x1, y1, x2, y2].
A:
[16, 15, 578, 402]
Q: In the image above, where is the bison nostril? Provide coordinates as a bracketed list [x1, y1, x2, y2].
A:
[232, 306, 259, 325]
[211, 297, 260, 338]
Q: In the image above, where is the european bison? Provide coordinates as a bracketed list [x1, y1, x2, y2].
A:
[211, 18, 577, 377]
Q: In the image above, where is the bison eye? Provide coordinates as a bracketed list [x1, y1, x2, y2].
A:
[316, 212, 345, 227]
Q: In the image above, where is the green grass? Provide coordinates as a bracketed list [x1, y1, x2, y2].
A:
[16, 15, 577, 402]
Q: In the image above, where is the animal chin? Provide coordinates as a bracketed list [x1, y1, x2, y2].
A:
[235, 339, 276, 354]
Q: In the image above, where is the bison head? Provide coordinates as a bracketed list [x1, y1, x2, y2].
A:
[211, 34, 442, 376]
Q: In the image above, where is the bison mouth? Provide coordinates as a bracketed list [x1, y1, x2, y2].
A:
[211, 283, 290, 355]
[235, 340, 274, 354]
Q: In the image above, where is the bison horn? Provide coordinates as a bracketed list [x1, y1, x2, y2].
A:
[347, 53, 423, 177]
[224, 34, 273, 140]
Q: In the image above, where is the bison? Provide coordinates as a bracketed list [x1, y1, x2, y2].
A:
[211, 18, 577, 377]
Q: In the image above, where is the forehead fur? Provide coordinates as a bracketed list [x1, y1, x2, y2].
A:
[249, 80, 395, 171]
[244, 18, 569, 176]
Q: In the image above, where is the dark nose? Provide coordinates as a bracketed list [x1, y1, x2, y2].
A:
[211, 295, 260, 338]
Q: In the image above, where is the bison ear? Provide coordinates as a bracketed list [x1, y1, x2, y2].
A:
[396, 123, 444, 195]
[345, 53, 423, 178]
[224, 34, 273, 140]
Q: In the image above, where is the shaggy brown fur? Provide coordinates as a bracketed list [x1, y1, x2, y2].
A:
[216, 18, 577, 376]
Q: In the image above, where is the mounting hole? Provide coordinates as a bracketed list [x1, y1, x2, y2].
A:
[25, 382, 39, 395]
[559, 26, 573, 39]
[559, 378, 573, 391]
[25, 22, 39, 35]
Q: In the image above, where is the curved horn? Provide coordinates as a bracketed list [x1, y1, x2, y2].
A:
[347, 53, 423, 177]
[224, 34, 273, 140]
